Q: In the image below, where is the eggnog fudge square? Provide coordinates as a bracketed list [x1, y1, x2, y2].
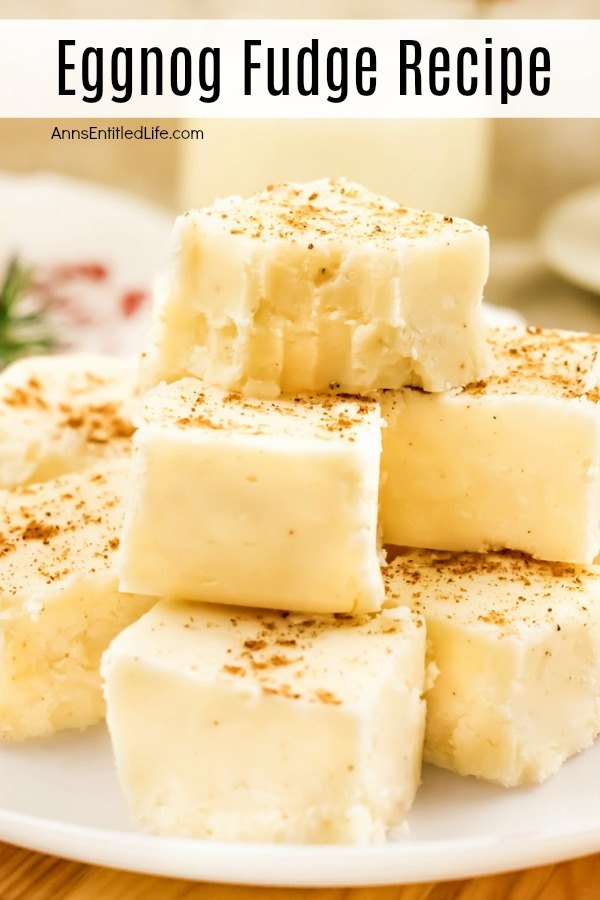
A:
[119, 378, 385, 614]
[381, 327, 600, 564]
[0, 353, 136, 488]
[386, 549, 600, 787]
[140, 177, 490, 397]
[0, 460, 154, 740]
[103, 601, 426, 844]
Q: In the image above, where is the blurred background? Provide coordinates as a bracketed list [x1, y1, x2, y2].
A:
[0, 0, 599, 341]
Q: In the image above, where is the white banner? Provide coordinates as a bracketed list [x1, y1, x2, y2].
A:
[0, 18, 597, 117]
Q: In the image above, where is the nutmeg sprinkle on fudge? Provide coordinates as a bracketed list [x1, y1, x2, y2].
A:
[380, 325, 600, 564]
[385, 548, 600, 787]
[201, 179, 480, 244]
[0, 459, 154, 741]
[119, 377, 385, 615]
[464, 326, 600, 400]
[103, 600, 426, 844]
[0, 353, 137, 488]
[146, 380, 378, 440]
[140, 177, 490, 398]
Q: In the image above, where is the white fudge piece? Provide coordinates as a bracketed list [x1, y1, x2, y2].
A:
[0, 353, 136, 488]
[386, 548, 600, 786]
[103, 600, 426, 844]
[381, 327, 600, 564]
[140, 178, 490, 397]
[119, 378, 384, 614]
[0, 460, 154, 740]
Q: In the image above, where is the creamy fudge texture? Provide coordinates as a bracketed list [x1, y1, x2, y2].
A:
[0, 353, 136, 488]
[386, 548, 600, 787]
[381, 327, 600, 564]
[0, 460, 154, 740]
[119, 378, 385, 614]
[140, 178, 490, 397]
[103, 600, 426, 844]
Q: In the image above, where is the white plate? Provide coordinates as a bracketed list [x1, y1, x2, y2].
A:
[0, 725, 599, 887]
[0, 172, 568, 887]
[0, 171, 173, 356]
[540, 183, 600, 295]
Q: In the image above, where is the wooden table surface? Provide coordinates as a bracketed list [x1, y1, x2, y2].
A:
[0, 844, 598, 900]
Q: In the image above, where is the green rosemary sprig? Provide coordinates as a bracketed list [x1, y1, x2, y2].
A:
[0, 257, 56, 367]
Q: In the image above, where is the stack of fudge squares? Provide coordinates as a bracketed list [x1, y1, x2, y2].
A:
[2, 179, 600, 846]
